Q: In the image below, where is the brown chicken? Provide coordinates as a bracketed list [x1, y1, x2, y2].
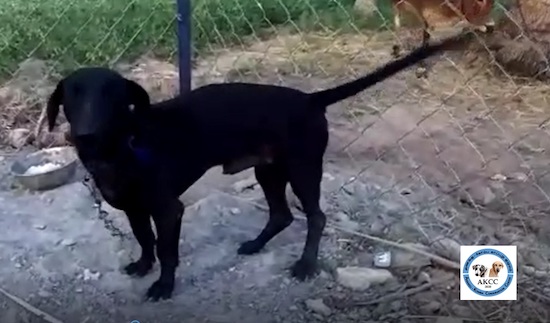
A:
[391, 0, 495, 77]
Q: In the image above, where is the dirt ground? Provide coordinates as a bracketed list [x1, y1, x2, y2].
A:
[1, 31, 550, 322]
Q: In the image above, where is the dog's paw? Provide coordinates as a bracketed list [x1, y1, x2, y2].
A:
[291, 259, 318, 281]
[124, 258, 154, 277]
[146, 279, 174, 301]
[237, 240, 263, 255]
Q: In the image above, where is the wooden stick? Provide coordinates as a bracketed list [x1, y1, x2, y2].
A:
[0, 286, 64, 323]
[221, 191, 461, 270]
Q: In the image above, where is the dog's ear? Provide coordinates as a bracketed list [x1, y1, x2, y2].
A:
[126, 79, 150, 113]
[47, 80, 64, 132]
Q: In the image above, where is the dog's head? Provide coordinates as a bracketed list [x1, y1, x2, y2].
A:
[47, 67, 150, 160]
[472, 264, 487, 277]
[492, 260, 504, 275]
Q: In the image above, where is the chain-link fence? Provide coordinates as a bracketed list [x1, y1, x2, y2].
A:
[1, 0, 550, 321]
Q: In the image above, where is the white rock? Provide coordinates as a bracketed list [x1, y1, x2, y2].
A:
[465, 186, 496, 206]
[490, 173, 507, 181]
[305, 298, 332, 316]
[336, 266, 394, 291]
[83, 268, 101, 281]
[391, 243, 431, 268]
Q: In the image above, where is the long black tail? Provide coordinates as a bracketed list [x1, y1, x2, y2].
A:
[309, 32, 470, 108]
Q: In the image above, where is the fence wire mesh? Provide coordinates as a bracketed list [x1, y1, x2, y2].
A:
[1, 0, 550, 321]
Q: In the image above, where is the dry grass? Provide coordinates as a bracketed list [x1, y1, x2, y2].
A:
[0, 59, 59, 147]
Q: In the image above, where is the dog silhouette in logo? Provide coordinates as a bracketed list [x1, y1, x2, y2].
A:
[489, 260, 504, 277]
[472, 264, 488, 277]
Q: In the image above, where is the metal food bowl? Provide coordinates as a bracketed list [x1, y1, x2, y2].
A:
[11, 146, 78, 191]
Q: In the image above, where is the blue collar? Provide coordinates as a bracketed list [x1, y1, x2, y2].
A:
[128, 136, 153, 165]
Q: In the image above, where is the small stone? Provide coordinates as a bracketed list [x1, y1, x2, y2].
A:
[336, 266, 394, 291]
[322, 173, 335, 181]
[333, 212, 350, 222]
[38, 290, 52, 298]
[75, 288, 83, 293]
[60, 238, 77, 247]
[419, 301, 441, 314]
[305, 298, 332, 316]
[490, 173, 507, 181]
[14, 263, 22, 269]
[34, 224, 47, 230]
[451, 304, 472, 317]
[369, 219, 385, 234]
[229, 208, 240, 215]
[83, 268, 101, 281]
[7, 128, 31, 148]
[511, 172, 528, 182]
[418, 271, 431, 283]
[289, 305, 298, 311]
[373, 251, 392, 268]
[523, 265, 535, 275]
[391, 243, 431, 268]
[465, 186, 496, 206]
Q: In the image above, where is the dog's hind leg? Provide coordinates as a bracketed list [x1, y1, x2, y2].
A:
[287, 157, 326, 281]
[238, 163, 293, 255]
[124, 209, 156, 277]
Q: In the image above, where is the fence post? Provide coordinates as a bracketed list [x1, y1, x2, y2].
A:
[176, 0, 192, 96]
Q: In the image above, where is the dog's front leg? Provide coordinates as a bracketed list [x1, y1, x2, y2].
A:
[147, 199, 184, 301]
[124, 208, 156, 277]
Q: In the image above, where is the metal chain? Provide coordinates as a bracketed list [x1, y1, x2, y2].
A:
[82, 174, 128, 239]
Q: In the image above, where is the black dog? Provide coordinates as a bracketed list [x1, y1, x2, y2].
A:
[46, 33, 468, 301]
